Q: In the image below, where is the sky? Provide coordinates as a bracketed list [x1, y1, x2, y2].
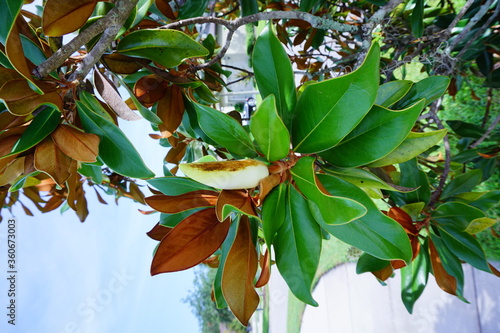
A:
[0, 117, 200, 333]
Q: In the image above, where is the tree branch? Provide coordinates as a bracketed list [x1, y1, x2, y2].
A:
[469, 112, 500, 149]
[33, 0, 139, 80]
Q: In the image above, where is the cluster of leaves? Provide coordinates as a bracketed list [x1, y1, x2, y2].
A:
[0, 0, 498, 327]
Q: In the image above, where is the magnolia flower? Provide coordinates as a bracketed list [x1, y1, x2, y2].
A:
[179, 159, 269, 190]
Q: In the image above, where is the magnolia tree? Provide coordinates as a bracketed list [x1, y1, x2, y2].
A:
[1, 0, 499, 326]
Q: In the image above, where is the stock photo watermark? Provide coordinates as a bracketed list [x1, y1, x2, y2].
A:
[5, 218, 17, 326]
[60, 268, 135, 333]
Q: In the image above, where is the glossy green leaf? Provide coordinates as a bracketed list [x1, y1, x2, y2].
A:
[317, 174, 412, 262]
[131, 0, 153, 27]
[446, 120, 498, 140]
[453, 190, 500, 212]
[274, 185, 321, 306]
[401, 239, 430, 313]
[393, 76, 450, 109]
[78, 163, 103, 183]
[253, 25, 297, 128]
[8, 106, 60, 156]
[77, 101, 155, 179]
[441, 169, 483, 200]
[261, 183, 287, 246]
[159, 207, 206, 228]
[292, 43, 380, 153]
[291, 157, 367, 225]
[178, 0, 209, 19]
[250, 95, 290, 162]
[390, 158, 431, 205]
[400, 202, 425, 220]
[241, 0, 258, 17]
[117, 29, 209, 68]
[147, 176, 214, 195]
[411, 0, 424, 38]
[193, 102, 256, 157]
[0, 0, 23, 45]
[320, 100, 425, 167]
[368, 129, 447, 167]
[432, 202, 486, 230]
[375, 80, 413, 107]
[438, 225, 491, 273]
[321, 166, 415, 192]
[214, 217, 240, 308]
[79, 90, 115, 123]
[20, 35, 58, 79]
[356, 252, 390, 274]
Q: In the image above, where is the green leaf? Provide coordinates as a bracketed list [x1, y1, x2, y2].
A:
[253, 25, 297, 128]
[79, 90, 115, 123]
[465, 217, 497, 235]
[400, 202, 425, 220]
[393, 76, 450, 109]
[131, 0, 153, 28]
[356, 252, 390, 274]
[117, 29, 209, 68]
[390, 158, 431, 205]
[20, 35, 58, 79]
[411, 0, 424, 38]
[438, 225, 491, 273]
[320, 100, 425, 167]
[213, 217, 240, 309]
[368, 129, 447, 167]
[441, 169, 483, 200]
[453, 190, 500, 212]
[274, 184, 321, 306]
[241, 0, 258, 17]
[78, 163, 103, 183]
[375, 80, 413, 107]
[160, 207, 206, 228]
[446, 120, 495, 140]
[8, 106, 60, 156]
[147, 176, 214, 195]
[292, 43, 380, 153]
[321, 166, 415, 192]
[317, 174, 413, 262]
[291, 157, 367, 225]
[261, 183, 287, 246]
[178, 0, 209, 19]
[193, 102, 256, 157]
[401, 239, 430, 313]
[432, 202, 486, 230]
[0, 0, 23, 45]
[250, 95, 290, 162]
[76, 101, 155, 179]
[300, 0, 320, 12]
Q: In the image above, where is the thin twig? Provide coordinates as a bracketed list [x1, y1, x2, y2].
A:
[428, 98, 451, 208]
[34, 0, 139, 79]
[469, 112, 500, 148]
[481, 88, 493, 128]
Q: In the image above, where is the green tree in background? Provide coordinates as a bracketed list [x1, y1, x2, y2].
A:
[0, 0, 499, 325]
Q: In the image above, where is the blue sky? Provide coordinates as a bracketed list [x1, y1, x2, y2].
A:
[0, 118, 200, 333]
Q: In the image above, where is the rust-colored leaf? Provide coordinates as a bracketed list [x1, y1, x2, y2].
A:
[255, 248, 271, 288]
[0, 78, 62, 116]
[145, 190, 219, 214]
[216, 190, 257, 222]
[0, 157, 25, 186]
[42, 0, 97, 36]
[42, 194, 65, 213]
[94, 69, 141, 121]
[258, 173, 281, 204]
[93, 187, 108, 205]
[134, 74, 167, 105]
[75, 183, 89, 222]
[102, 53, 143, 74]
[387, 207, 419, 235]
[66, 159, 79, 211]
[0, 109, 29, 131]
[202, 255, 220, 268]
[0, 135, 21, 173]
[222, 216, 259, 325]
[488, 263, 500, 277]
[34, 137, 72, 185]
[156, 0, 177, 19]
[429, 239, 458, 295]
[23, 153, 36, 175]
[371, 263, 394, 281]
[128, 181, 146, 204]
[391, 236, 420, 269]
[157, 84, 185, 138]
[166, 143, 187, 166]
[147, 222, 172, 241]
[150, 208, 231, 274]
[51, 124, 99, 162]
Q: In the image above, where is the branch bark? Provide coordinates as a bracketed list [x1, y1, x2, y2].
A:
[469, 112, 500, 149]
[33, 0, 139, 80]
